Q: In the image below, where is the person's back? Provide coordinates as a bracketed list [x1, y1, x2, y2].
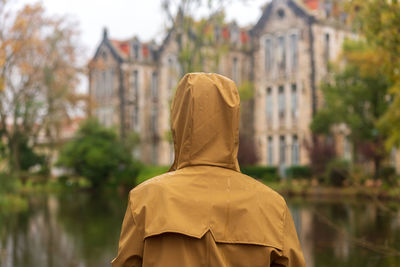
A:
[112, 73, 306, 267]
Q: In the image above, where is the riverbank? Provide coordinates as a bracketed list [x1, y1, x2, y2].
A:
[266, 180, 400, 201]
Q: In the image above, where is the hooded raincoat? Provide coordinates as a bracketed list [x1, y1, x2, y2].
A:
[112, 73, 306, 267]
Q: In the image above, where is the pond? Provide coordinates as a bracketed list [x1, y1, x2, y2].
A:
[1, 192, 400, 267]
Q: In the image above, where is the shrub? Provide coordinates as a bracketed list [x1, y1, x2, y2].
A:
[240, 166, 279, 183]
[0, 172, 18, 194]
[136, 165, 170, 185]
[348, 164, 369, 186]
[325, 159, 349, 187]
[379, 165, 397, 186]
[286, 165, 312, 179]
[56, 119, 139, 188]
[305, 137, 336, 179]
[113, 161, 143, 188]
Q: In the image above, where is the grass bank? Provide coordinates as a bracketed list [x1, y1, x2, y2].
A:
[265, 180, 400, 201]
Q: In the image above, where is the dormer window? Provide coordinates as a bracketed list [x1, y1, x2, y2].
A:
[132, 43, 140, 60]
[277, 9, 285, 19]
[325, 1, 333, 18]
[214, 26, 221, 41]
[151, 48, 158, 61]
[231, 27, 239, 43]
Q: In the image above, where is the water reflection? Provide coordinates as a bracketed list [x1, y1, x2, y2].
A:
[0, 192, 126, 267]
[1, 193, 400, 267]
[290, 198, 400, 267]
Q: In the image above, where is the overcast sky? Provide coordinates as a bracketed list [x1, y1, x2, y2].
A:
[16, 0, 269, 60]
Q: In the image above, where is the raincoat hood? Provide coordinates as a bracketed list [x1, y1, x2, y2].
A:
[170, 73, 240, 172]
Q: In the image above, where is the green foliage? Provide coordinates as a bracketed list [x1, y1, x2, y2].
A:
[136, 165, 170, 185]
[379, 165, 398, 186]
[163, 130, 173, 144]
[5, 134, 46, 173]
[286, 166, 312, 180]
[111, 161, 143, 188]
[0, 172, 28, 215]
[0, 172, 18, 194]
[380, 95, 400, 149]
[125, 130, 141, 154]
[325, 159, 350, 187]
[347, 0, 400, 148]
[311, 39, 390, 141]
[348, 164, 369, 186]
[240, 165, 280, 183]
[237, 81, 254, 101]
[311, 39, 391, 177]
[56, 119, 139, 188]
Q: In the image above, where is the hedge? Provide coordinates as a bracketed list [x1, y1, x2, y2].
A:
[240, 166, 280, 182]
[286, 165, 312, 179]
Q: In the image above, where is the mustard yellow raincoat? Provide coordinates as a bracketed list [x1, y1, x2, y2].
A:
[112, 73, 306, 267]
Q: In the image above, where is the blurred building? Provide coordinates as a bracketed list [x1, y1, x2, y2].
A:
[88, 0, 356, 168]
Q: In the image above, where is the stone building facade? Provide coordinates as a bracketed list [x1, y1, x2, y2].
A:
[88, 0, 356, 168]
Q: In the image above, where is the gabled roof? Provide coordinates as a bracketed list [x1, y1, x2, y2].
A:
[303, 0, 319, 10]
[92, 28, 160, 63]
[93, 29, 126, 63]
[251, 0, 315, 36]
[110, 39, 130, 58]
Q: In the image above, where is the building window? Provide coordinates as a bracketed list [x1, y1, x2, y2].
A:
[132, 70, 139, 99]
[151, 106, 158, 134]
[324, 33, 330, 65]
[279, 135, 286, 164]
[132, 70, 139, 131]
[325, 0, 333, 18]
[290, 34, 298, 71]
[343, 136, 351, 160]
[277, 9, 285, 19]
[231, 27, 239, 43]
[232, 57, 239, 83]
[265, 38, 273, 73]
[96, 71, 102, 101]
[278, 86, 285, 120]
[133, 43, 140, 60]
[291, 84, 298, 121]
[133, 146, 141, 160]
[266, 87, 273, 125]
[277, 36, 286, 71]
[292, 135, 299, 165]
[268, 136, 273, 165]
[151, 72, 158, 100]
[109, 69, 114, 97]
[100, 70, 107, 99]
[152, 142, 158, 165]
[215, 26, 221, 42]
[167, 57, 174, 98]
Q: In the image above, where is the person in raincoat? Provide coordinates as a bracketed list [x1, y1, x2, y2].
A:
[112, 73, 306, 267]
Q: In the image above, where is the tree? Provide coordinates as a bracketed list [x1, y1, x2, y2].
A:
[161, 0, 247, 75]
[56, 119, 139, 188]
[346, 0, 400, 148]
[0, 1, 84, 174]
[311, 40, 391, 178]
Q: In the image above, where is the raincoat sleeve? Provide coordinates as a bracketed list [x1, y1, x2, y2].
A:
[111, 192, 144, 267]
[272, 204, 306, 267]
